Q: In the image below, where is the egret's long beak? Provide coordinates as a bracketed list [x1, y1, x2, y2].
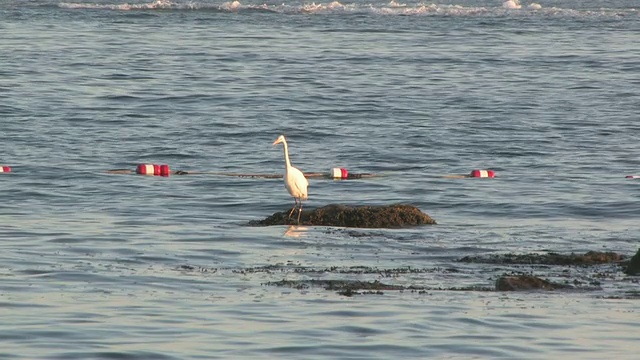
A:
[272, 139, 281, 146]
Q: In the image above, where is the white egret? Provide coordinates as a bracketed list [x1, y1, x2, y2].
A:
[273, 135, 308, 224]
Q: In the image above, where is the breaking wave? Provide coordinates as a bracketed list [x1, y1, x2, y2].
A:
[57, 0, 638, 17]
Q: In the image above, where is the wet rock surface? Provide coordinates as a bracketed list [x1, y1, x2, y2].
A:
[495, 275, 573, 291]
[249, 204, 436, 228]
[625, 248, 640, 275]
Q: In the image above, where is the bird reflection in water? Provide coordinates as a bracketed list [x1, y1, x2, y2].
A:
[284, 225, 309, 238]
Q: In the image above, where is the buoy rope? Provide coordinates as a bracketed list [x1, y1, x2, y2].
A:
[105, 169, 379, 179]
[10, 165, 639, 179]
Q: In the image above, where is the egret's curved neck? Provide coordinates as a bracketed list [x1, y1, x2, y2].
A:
[281, 139, 292, 170]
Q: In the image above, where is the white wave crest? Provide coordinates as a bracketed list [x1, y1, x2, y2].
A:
[388, 0, 407, 8]
[502, 0, 521, 9]
[300, 2, 323, 13]
[502, 0, 544, 10]
[59, 0, 188, 10]
[56, 1, 632, 17]
[298, 1, 350, 13]
[220, 0, 241, 11]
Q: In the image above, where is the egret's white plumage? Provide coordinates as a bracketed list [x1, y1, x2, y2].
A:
[273, 135, 308, 224]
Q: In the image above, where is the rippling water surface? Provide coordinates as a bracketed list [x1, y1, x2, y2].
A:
[1, 0, 639, 358]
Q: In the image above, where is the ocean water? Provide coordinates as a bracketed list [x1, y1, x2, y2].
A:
[1, 0, 639, 358]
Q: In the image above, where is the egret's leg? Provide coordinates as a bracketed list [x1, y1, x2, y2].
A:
[288, 198, 298, 220]
[297, 200, 303, 224]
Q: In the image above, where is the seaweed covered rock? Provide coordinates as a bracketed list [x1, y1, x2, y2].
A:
[625, 248, 640, 275]
[460, 251, 625, 266]
[251, 204, 436, 228]
[495, 275, 572, 291]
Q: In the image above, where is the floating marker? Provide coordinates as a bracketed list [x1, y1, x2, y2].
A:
[330, 167, 349, 179]
[625, 175, 640, 179]
[136, 164, 170, 177]
[160, 165, 171, 177]
[0, 166, 11, 173]
[469, 169, 495, 178]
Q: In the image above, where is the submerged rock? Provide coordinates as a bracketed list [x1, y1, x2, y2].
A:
[264, 279, 492, 296]
[460, 251, 625, 266]
[625, 248, 640, 275]
[495, 275, 572, 291]
[250, 204, 436, 228]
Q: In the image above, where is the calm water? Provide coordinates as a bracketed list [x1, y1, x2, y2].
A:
[1, 0, 639, 358]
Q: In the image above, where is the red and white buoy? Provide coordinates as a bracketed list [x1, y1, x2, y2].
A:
[330, 167, 349, 179]
[0, 166, 11, 173]
[469, 169, 495, 178]
[625, 175, 640, 179]
[136, 164, 170, 177]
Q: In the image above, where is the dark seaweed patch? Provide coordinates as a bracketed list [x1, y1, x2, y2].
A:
[459, 251, 625, 266]
[264, 279, 494, 296]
